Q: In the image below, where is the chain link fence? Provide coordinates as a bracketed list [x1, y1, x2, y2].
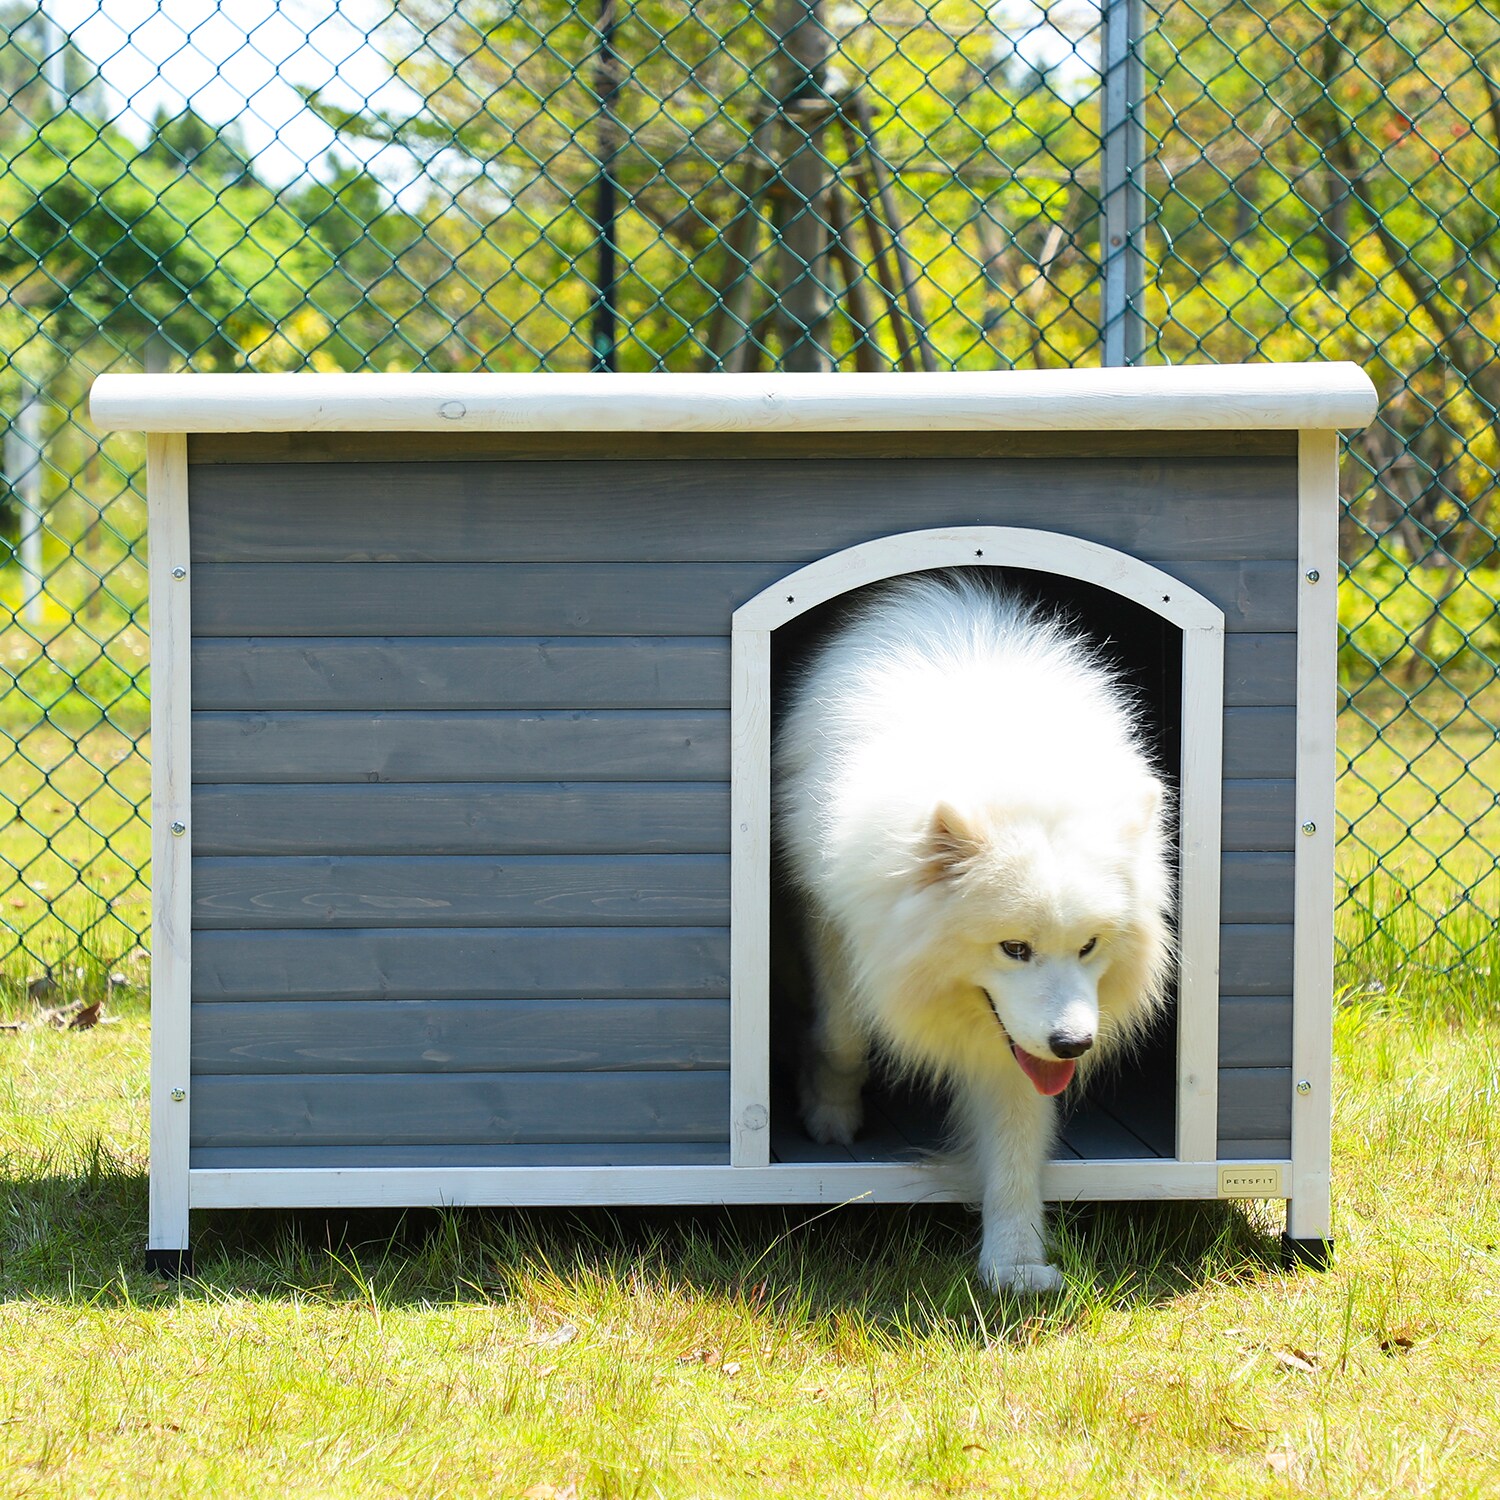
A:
[2, 0, 1495, 1000]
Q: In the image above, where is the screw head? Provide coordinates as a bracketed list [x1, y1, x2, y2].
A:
[170, 1088, 186, 1102]
[170, 820, 186, 836]
[171, 566, 186, 580]
[1305, 568, 1320, 583]
[1301, 820, 1316, 836]
[1296, 1079, 1312, 1095]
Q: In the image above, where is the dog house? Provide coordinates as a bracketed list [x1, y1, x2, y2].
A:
[90, 365, 1377, 1275]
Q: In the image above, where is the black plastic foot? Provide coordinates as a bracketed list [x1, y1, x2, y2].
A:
[145, 1247, 194, 1278]
[1281, 1233, 1333, 1271]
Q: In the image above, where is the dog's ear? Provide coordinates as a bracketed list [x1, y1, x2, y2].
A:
[918, 803, 982, 884]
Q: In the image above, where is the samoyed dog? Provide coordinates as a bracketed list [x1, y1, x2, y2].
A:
[775, 573, 1172, 1294]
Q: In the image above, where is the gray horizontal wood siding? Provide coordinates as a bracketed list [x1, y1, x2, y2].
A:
[191, 1071, 730, 1148]
[191, 637, 729, 711]
[189, 632, 1286, 712]
[189, 456, 1298, 563]
[190, 850, 1282, 930]
[1217, 1068, 1292, 1145]
[189, 706, 1289, 785]
[191, 1142, 732, 1168]
[191, 854, 729, 928]
[193, 927, 730, 1002]
[191, 560, 1297, 636]
[191, 999, 730, 1073]
[191, 783, 731, 856]
[185, 442, 1302, 1165]
[192, 710, 727, 784]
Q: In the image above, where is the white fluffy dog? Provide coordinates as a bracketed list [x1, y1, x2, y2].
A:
[775, 573, 1172, 1293]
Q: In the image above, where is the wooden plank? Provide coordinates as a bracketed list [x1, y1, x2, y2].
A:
[146, 433, 193, 1257]
[1221, 780, 1295, 851]
[1219, 998, 1293, 1068]
[191, 562, 785, 637]
[188, 457, 1298, 564]
[1174, 610, 1224, 1163]
[96, 364, 1378, 436]
[769, 1120, 855, 1165]
[730, 622, 771, 1166]
[1222, 707, 1296, 779]
[191, 927, 731, 1002]
[1059, 1104, 1162, 1159]
[1218, 1138, 1292, 1160]
[189, 1070, 731, 1148]
[1223, 633, 1296, 707]
[191, 782, 731, 857]
[190, 1142, 732, 1168]
[190, 998, 730, 1074]
[1220, 852, 1295, 924]
[1165, 561, 1295, 632]
[189, 429, 1300, 465]
[191, 637, 730, 711]
[186, 1156, 1286, 1210]
[1220, 925, 1294, 995]
[190, 854, 730, 929]
[1290, 428, 1339, 1242]
[1217, 1067, 1292, 1141]
[191, 559, 1295, 637]
[191, 710, 729, 784]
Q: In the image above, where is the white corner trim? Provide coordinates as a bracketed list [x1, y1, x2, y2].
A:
[89, 365, 1378, 435]
[731, 527, 1225, 1170]
[729, 625, 772, 1166]
[147, 434, 193, 1254]
[1175, 619, 1224, 1162]
[1289, 430, 1340, 1240]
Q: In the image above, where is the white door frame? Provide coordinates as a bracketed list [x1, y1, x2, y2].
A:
[729, 526, 1226, 1168]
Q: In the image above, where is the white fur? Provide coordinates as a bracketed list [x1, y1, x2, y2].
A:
[775, 574, 1172, 1294]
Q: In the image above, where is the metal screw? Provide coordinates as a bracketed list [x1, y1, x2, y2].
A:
[1301, 820, 1316, 835]
[1296, 1079, 1311, 1095]
[171, 566, 186, 580]
[171, 821, 186, 836]
[170, 1088, 186, 1102]
[1305, 568, 1320, 583]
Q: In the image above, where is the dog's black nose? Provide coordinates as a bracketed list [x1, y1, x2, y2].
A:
[1048, 1030, 1094, 1059]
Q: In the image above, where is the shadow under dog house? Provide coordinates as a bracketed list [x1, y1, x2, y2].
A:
[89, 365, 1377, 1275]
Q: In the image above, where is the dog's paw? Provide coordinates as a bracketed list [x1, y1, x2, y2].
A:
[978, 1257, 1064, 1296]
[801, 1095, 863, 1147]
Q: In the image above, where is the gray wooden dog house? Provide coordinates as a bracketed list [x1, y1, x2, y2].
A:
[90, 366, 1377, 1274]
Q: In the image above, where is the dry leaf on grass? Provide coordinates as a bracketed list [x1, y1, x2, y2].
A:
[1378, 1325, 1430, 1354]
[521, 1484, 577, 1500]
[1273, 1348, 1317, 1373]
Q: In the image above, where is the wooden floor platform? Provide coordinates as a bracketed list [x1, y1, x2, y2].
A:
[769, 1079, 1176, 1166]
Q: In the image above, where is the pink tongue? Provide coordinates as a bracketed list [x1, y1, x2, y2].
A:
[1011, 1045, 1076, 1096]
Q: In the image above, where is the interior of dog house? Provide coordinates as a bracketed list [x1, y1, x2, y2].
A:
[90, 364, 1377, 1274]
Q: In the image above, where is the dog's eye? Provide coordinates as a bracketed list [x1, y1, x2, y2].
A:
[1000, 941, 1032, 961]
[1079, 937, 1097, 957]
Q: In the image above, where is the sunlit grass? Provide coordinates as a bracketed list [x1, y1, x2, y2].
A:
[1, 985, 1497, 1496]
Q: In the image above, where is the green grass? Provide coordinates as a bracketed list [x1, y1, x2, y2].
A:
[2, 987, 1498, 1496]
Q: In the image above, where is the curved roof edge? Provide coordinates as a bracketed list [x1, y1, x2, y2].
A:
[90, 363, 1378, 435]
